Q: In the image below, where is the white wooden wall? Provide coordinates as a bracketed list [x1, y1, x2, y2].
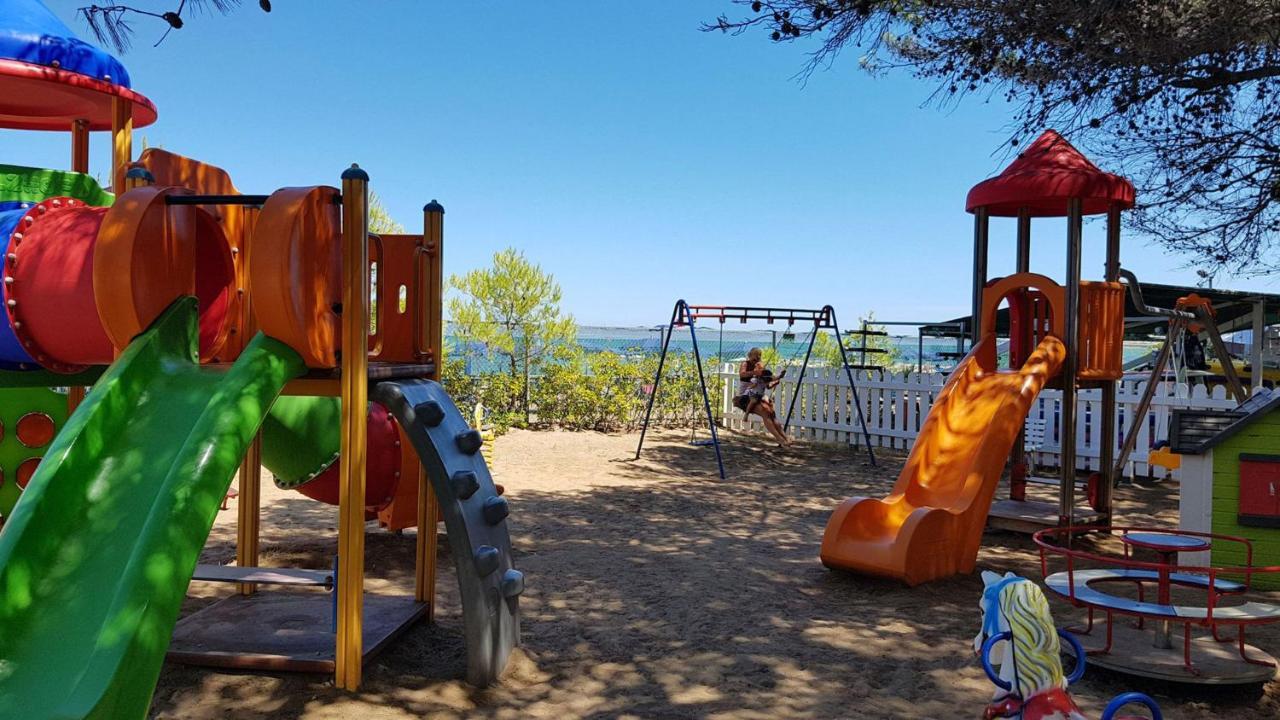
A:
[719, 365, 1238, 479]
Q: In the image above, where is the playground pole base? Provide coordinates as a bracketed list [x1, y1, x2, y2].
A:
[1075, 619, 1277, 685]
[168, 590, 428, 673]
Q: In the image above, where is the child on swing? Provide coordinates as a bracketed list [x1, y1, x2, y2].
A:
[734, 348, 790, 447]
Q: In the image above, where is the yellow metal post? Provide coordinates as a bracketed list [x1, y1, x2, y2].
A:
[415, 201, 444, 618]
[423, 201, 444, 378]
[336, 165, 370, 691]
[110, 97, 132, 193]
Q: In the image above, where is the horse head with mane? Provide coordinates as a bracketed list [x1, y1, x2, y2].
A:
[975, 571, 1163, 720]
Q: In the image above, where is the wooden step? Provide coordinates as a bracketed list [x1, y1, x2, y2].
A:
[191, 564, 334, 589]
[1026, 474, 1088, 487]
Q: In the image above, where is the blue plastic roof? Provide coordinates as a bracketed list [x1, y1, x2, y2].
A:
[0, 0, 131, 87]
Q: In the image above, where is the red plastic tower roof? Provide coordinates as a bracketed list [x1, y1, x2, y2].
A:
[965, 130, 1134, 217]
[0, 59, 156, 131]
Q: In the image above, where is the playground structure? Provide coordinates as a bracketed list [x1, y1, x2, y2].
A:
[1035, 527, 1280, 684]
[0, 3, 520, 718]
[634, 300, 876, 478]
[821, 130, 1134, 584]
[975, 571, 1163, 719]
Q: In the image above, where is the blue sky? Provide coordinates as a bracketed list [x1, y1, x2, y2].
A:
[7, 1, 1271, 327]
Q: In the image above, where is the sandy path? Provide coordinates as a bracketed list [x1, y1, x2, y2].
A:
[149, 429, 1280, 719]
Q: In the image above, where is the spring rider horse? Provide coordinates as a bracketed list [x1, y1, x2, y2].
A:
[975, 572, 1162, 720]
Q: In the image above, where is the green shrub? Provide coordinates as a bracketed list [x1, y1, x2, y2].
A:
[446, 351, 728, 434]
[440, 357, 525, 433]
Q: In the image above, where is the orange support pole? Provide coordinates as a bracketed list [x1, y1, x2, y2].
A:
[415, 465, 438, 617]
[71, 119, 89, 174]
[236, 435, 262, 595]
[110, 97, 132, 193]
[335, 165, 370, 691]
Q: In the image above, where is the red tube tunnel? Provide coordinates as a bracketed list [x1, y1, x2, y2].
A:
[0, 195, 236, 373]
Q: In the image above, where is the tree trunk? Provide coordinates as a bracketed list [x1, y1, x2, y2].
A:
[508, 352, 519, 414]
[523, 342, 531, 424]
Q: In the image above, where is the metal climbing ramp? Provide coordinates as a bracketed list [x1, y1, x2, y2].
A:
[372, 379, 522, 687]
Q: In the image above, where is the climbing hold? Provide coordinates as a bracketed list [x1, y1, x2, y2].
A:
[415, 400, 445, 427]
[474, 545, 500, 576]
[482, 496, 510, 525]
[500, 569, 525, 598]
[15, 457, 38, 489]
[15, 412, 55, 449]
[456, 429, 483, 454]
[451, 469, 479, 499]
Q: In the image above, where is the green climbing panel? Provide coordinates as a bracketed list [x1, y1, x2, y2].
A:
[0, 387, 66, 518]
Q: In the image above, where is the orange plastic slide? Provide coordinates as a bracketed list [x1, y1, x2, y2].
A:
[820, 334, 1065, 585]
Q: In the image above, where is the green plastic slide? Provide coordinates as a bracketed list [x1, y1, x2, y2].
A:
[0, 298, 304, 720]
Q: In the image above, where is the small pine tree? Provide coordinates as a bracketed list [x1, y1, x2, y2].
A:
[448, 248, 576, 422]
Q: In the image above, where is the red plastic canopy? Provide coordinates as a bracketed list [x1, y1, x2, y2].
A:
[0, 59, 156, 131]
[965, 130, 1133, 217]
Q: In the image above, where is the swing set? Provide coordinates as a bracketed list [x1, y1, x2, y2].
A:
[634, 300, 876, 478]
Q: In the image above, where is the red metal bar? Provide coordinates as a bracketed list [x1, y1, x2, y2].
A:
[683, 304, 833, 326]
[1238, 627, 1276, 667]
[1067, 606, 1096, 636]
[1135, 582, 1146, 630]
[1096, 612, 1114, 655]
[1034, 526, 1280, 577]
[1184, 624, 1199, 675]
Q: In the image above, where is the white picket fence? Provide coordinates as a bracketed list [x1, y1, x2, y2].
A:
[718, 365, 1239, 478]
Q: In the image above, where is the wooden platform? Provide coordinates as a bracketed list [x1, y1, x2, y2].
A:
[1075, 619, 1278, 685]
[987, 499, 1102, 534]
[280, 363, 436, 397]
[168, 591, 427, 672]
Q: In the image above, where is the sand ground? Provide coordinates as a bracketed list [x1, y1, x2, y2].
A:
[149, 429, 1280, 719]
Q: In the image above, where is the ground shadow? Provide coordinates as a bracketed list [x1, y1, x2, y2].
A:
[149, 429, 1280, 720]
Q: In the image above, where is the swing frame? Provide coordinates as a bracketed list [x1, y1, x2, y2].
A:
[634, 300, 877, 478]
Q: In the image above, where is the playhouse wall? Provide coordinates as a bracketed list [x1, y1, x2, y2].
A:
[1178, 453, 1213, 567]
[1209, 417, 1280, 590]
